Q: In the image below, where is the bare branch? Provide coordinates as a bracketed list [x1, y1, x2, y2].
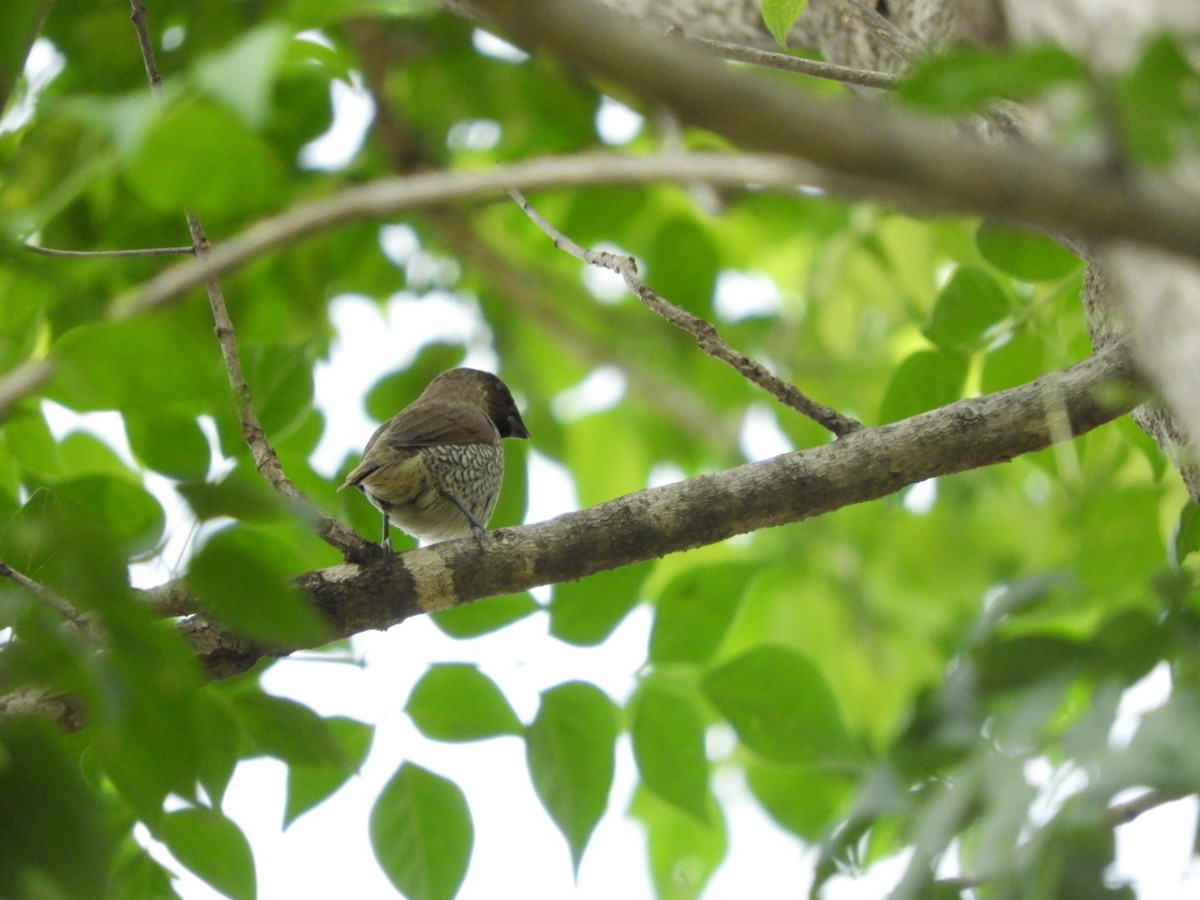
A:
[107, 154, 835, 319]
[0, 562, 88, 628]
[0, 360, 55, 421]
[509, 188, 862, 436]
[1108, 789, 1189, 826]
[669, 27, 899, 89]
[23, 244, 194, 259]
[126, 1, 372, 562]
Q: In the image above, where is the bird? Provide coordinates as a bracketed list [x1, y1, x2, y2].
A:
[338, 368, 529, 550]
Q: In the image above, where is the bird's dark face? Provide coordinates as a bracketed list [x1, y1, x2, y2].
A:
[424, 368, 529, 440]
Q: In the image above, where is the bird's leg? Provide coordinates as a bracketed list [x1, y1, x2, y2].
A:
[381, 512, 393, 553]
[440, 489, 487, 543]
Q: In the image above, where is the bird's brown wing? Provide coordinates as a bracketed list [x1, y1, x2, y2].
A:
[371, 400, 498, 452]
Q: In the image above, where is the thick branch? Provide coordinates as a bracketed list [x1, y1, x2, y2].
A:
[184, 343, 1143, 679]
[463, 0, 1200, 262]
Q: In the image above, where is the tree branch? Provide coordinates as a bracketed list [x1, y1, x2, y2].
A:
[107, 153, 839, 319]
[127, 0, 373, 563]
[178, 343, 1143, 680]
[22, 244, 195, 259]
[0, 359, 55, 422]
[509, 188, 862, 436]
[461, 0, 1200, 262]
[668, 27, 899, 89]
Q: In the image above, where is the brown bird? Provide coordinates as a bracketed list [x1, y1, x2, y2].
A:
[339, 368, 529, 549]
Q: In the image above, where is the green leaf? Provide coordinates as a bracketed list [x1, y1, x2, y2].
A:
[48, 474, 165, 557]
[976, 222, 1081, 281]
[878, 349, 969, 424]
[187, 525, 328, 645]
[629, 787, 727, 900]
[230, 692, 348, 768]
[761, 0, 809, 47]
[430, 591, 540, 637]
[1118, 34, 1200, 166]
[285, 716, 375, 827]
[406, 663, 524, 741]
[631, 678, 710, 822]
[193, 25, 291, 127]
[900, 44, 1086, 113]
[159, 807, 256, 900]
[177, 463, 289, 523]
[746, 759, 852, 839]
[370, 763, 473, 900]
[124, 102, 287, 219]
[0, 715, 115, 899]
[527, 681, 619, 871]
[981, 330, 1044, 394]
[125, 405, 212, 481]
[550, 560, 651, 646]
[1171, 501, 1200, 568]
[701, 645, 857, 764]
[649, 562, 753, 665]
[923, 266, 1010, 350]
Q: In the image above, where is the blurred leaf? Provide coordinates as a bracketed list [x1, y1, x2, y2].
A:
[230, 692, 347, 768]
[430, 591, 540, 637]
[1118, 34, 1200, 166]
[193, 25, 290, 127]
[702, 645, 859, 764]
[878, 349, 969, 424]
[527, 681, 618, 871]
[159, 807, 256, 900]
[550, 560, 651, 646]
[187, 525, 328, 645]
[0, 715, 115, 899]
[631, 677, 710, 822]
[976, 223, 1081, 282]
[370, 763, 473, 900]
[285, 716, 375, 827]
[900, 44, 1086, 112]
[124, 405, 211, 481]
[746, 758, 852, 840]
[981, 330, 1044, 394]
[49, 474, 165, 557]
[124, 102, 287, 220]
[649, 562, 753, 665]
[629, 787, 726, 900]
[406, 663, 524, 741]
[923, 265, 1010, 350]
[177, 462, 289, 522]
[761, 0, 809, 47]
[1172, 501, 1200, 569]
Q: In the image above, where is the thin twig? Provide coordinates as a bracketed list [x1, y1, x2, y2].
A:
[1107, 789, 1188, 826]
[828, 0, 921, 62]
[508, 188, 862, 437]
[668, 27, 898, 90]
[0, 562, 88, 628]
[0, 359, 55, 421]
[127, 1, 372, 562]
[23, 244, 195, 259]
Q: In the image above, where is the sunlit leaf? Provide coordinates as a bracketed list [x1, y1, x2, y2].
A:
[371, 763, 473, 900]
[159, 807, 256, 900]
[526, 681, 618, 871]
[702, 645, 859, 764]
[631, 677, 710, 822]
[406, 663, 524, 741]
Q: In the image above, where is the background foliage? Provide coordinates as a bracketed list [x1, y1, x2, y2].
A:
[1, 1, 1199, 898]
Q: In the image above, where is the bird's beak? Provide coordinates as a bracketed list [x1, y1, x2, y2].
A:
[509, 416, 530, 440]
